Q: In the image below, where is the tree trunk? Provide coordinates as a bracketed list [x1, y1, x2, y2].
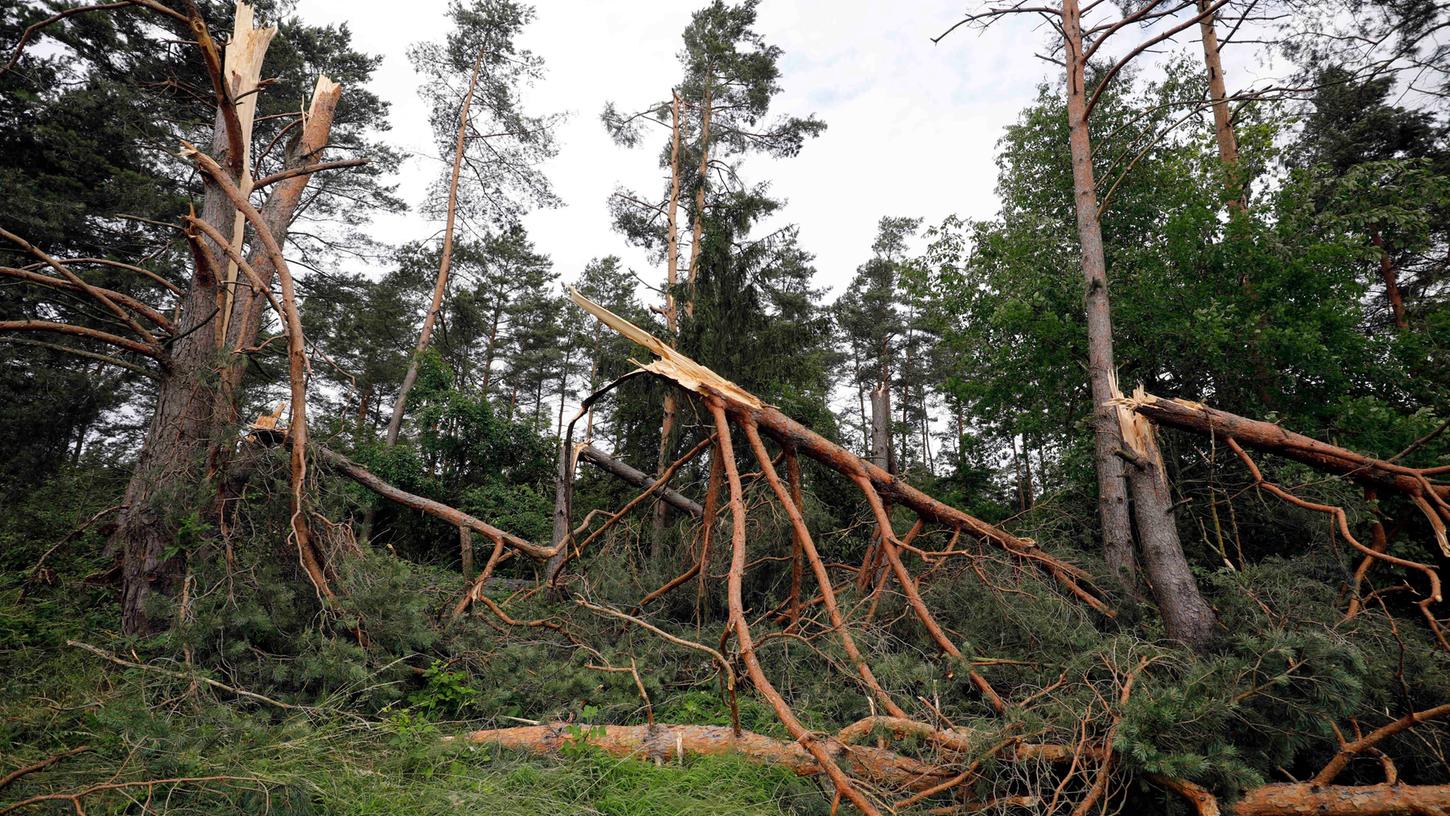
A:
[1061, 0, 1139, 595]
[384, 49, 486, 446]
[651, 90, 688, 558]
[115, 13, 341, 634]
[1370, 229, 1409, 329]
[1063, 0, 1215, 645]
[1196, 0, 1243, 213]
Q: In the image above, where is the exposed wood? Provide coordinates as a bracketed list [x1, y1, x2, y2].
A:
[215, 1, 276, 345]
[1120, 391, 1450, 543]
[458, 722, 950, 794]
[568, 287, 1112, 616]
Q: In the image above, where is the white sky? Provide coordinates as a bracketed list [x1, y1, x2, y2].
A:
[292, 0, 1060, 296]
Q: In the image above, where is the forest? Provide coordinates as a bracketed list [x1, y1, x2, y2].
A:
[1, 0, 1448, 813]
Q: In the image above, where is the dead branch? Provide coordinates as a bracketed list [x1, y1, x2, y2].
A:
[575, 597, 739, 734]
[578, 444, 703, 517]
[0, 320, 164, 359]
[568, 288, 1111, 616]
[711, 400, 884, 816]
[0, 266, 173, 330]
[186, 136, 333, 601]
[0, 745, 90, 792]
[0, 227, 161, 347]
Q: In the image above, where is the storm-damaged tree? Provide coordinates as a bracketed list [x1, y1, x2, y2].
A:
[0, 1, 397, 634]
[935, 0, 1227, 646]
[382, 0, 559, 446]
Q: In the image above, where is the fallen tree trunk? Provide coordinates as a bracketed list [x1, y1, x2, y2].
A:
[459, 722, 1450, 816]
[1230, 783, 1450, 816]
[1120, 392, 1449, 511]
[567, 288, 1111, 616]
[578, 444, 702, 517]
[457, 722, 951, 792]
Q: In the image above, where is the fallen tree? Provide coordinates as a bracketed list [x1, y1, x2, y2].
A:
[462, 720, 1450, 816]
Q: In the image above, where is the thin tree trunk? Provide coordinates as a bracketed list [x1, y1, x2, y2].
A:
[116, 17, 342, 633]
[383, 49, 486, 446]
[1370, 229, 1409, 328]
[1065, 0, 1216, 648]
[1062, 0, 1138, 595]
[1196, 0, 1242, 213]
[652, 89, 687, 558]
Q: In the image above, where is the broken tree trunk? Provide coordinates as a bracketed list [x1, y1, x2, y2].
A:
[568, 288, 1111, 616]
[1119, 391, 1450, 548]
[113, 2, 345, 633]
[1062, 0, 1215, 646]
[579, 444, 703, 517]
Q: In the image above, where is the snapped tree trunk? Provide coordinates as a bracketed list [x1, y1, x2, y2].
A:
[1062, 0, 1215, 645]
[115, 7, 343, 634]
[651, 90, 687, 558]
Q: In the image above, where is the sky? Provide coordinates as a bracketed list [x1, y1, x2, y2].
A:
[291, 0, 1061, 296]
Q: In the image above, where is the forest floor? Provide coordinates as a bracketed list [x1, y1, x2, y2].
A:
[0, 584, 826, 816]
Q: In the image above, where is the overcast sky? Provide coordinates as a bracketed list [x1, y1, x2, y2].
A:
[287, 0, 1071, 296]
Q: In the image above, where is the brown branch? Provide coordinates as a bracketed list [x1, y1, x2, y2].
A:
[252, 158, 367, 190]
[39, 257, 183, 296]
[0, 745, 90, 791]
[185, 142, 330, 600]
[0, 227, 160, 347]
[0, 266, 173, 331]
[740, 419, 910, 720]
[0, 1, 133, 77]
[0, 336, 159, 379]
[711, 400, 883, 816]
[1313, 703, 1450, 786]
[0, 320, 163, 359]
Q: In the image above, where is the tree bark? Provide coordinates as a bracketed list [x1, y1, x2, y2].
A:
[384, 49, 486, 446]
[580, 445, 702, 516]
[1196, 0, 1243, 213]
[1061, 0, 1139, 595]
[1063, 0, 1215, 646]
[651, 90, 688, 558]
[114, 8, 342, 633]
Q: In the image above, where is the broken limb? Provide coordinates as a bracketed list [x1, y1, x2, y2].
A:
[739, 418, 910, 720]
[1225, 438, 1448, 650]
[312, 445, 547, 558]
[1120, 391, 1450, 534]
[710, 400, 885, 816]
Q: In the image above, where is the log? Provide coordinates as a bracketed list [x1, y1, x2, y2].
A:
[456, 722, 952, 792]
[1231, 783, 1450, 816]
[578, 444, 702, 517]
[567, 288, 1111, 615]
